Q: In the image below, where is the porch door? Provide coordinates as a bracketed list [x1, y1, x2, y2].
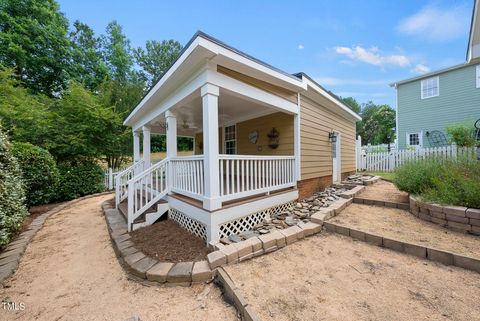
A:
[332, 132, 341, 183]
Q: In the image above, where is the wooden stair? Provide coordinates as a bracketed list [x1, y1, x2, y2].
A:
[118, 197, 169, 230]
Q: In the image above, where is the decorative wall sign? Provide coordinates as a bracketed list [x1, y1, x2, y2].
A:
[267, 127, 279, 149]
[248, 130, 258, 144]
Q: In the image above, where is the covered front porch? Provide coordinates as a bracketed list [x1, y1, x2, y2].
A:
[127, 78, 299, 206]
[115, 77, 301, 238]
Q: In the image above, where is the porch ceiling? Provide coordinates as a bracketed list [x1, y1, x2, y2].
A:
[148, 87, 278, 136]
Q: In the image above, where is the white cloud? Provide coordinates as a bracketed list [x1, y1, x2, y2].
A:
[397, 4, 469, 42]
[412, 64, 430, 74]
[298, 44, 304, 50]
[334, 46, 410, 67]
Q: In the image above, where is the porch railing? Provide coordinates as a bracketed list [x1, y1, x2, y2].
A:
[170, 155, 204, 201]
[127, 158, 169, 230]
[219, 155, 296, 202]
[115, 160, 145, 206]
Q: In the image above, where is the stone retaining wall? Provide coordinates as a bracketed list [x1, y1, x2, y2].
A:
[409, 196, 480, 236]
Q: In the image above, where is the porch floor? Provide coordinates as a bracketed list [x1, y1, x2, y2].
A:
[169, 187, 296, 212]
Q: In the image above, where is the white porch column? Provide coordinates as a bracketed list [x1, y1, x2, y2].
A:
[165, 110, 177, 158]
[201, 83, 221, 211]
[133, 131, 141, 162]
[142, 126, 151, 170]
[294, 98, 301, 183]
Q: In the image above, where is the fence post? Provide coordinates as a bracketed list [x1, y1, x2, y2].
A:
[389, 152, 395, 172]
[451, 143, 457, 160]
[356, 135, 362, 171]
[108, 168, 113, 190]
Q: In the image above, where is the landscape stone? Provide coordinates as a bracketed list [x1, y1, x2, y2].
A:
[167, 262, 194, 283]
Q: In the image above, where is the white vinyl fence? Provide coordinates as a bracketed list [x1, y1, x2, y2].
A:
[104, 166, 128, 190]
[356, 140, 476, 172]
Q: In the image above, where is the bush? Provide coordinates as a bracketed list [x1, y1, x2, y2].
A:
[0, 126, 29, 246]
[57, 160, 105, 201]
[394, 156, 480, 208]
[446, 122, 477, 147]
[12, 142, 60, 206]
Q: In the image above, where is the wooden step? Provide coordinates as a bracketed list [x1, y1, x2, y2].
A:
[118, 198, 167, 224]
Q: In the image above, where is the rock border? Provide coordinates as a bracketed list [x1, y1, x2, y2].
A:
[102, 201, 214, 286]
[353, 197, 410, 210]
[215, 267, 262, 321]
[409, 195, 480, 236]
[323, 221, 480, 274]
[0, 191, 114, 284]
[205, 190, 365, 270]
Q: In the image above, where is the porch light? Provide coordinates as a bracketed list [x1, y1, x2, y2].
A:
[329, 131, 337, 143]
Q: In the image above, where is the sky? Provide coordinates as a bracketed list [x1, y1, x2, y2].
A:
[57, 0, 474, 108]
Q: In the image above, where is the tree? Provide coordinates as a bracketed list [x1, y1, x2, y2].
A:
[341, 97, 361, 114]
[46, 81, 120, 161]
[101, 21, 134, 85]
[69, 20, 109, 91]
[134, 39, 182, 88]
[0, 0, 71, 96]
[357, 101, 396, 145]
[0, 66, 51, 146]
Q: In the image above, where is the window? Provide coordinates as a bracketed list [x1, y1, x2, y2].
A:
[224, 125, 236, 154]
[476, 65, 480, 88]
[421, 77, 439, 99]
[407, 132, 422, 147]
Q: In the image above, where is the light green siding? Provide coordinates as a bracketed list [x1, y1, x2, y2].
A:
[397, 64, 480, 148]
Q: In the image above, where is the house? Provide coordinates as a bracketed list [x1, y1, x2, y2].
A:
[391, 0, 480, 149]
[115, 31, 361, 242]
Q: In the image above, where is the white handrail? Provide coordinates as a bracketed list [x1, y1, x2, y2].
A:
[126, 158, 169, 231]
[219, 155, 296, 202]
[115, 160, 145, 206]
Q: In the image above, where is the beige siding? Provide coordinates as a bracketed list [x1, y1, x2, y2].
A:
[217, 65, 298, 104]
[300, 95, 356, 180]
[194, 112, 293, 156]
[237, 112, 293, 155]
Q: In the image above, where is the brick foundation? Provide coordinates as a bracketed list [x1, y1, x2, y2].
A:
[297, 171, 355, 200]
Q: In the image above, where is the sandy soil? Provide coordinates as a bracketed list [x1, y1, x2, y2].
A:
[0, 195, 238, 321]
[331, 204, 480, 258]
[358, 180, 409, 203]
[226, 233, 480, 321]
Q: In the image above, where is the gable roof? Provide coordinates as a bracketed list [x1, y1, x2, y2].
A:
[467, 0, 479, 61]
[124, 31, 361, 126]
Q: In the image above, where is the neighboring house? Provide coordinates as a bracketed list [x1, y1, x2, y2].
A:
[391, 0, 480, 149]
[116, 31, 360, 242]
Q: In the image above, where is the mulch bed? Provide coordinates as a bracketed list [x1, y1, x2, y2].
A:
[129, 219, 209, 262]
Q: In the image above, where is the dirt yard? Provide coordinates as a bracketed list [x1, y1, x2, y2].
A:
[226, 232, 480, 321]
[130, 219, 209, 262]
[358, 179, 409, 203]
[331, 204, 480, 258]
[0, 195, 238, 321]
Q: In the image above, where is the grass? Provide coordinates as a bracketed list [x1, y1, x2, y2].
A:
[361, 171, 396, 181]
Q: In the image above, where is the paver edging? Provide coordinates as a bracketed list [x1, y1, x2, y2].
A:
[0, 191, 114, 285]
[353, 197, 410, 210]
[215, 267, 262, 321]
[409, 195, 480, 236]
[102, 201, 214, 286]
[207, 221, 324, 271]
[325, 221, 480, 274]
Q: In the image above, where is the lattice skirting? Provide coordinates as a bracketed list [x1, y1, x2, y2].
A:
[168, 208, 207, 241]
[218, 200, 296, 239]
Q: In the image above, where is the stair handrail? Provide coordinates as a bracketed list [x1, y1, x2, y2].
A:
[126, 158, 170, 231]
[115, 159, 145, 206]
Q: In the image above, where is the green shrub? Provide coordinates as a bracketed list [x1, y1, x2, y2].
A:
[394, 156, 480, 208]
[446, 122, 477, 147]
[0, 126, 29, 246]
[57, 160, 105, 201]
[12, 142, 59, 206]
